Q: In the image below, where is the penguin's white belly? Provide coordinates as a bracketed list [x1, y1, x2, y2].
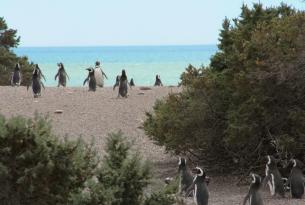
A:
[94, 68, 104, 87]
[194, 184, 198, 205]
[267, 174, 275, 196]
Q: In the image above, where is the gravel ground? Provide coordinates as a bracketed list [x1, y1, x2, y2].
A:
[0, 86, 304, 205]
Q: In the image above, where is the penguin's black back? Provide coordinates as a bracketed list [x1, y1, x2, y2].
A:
[195, 178, 209, 205]
[89, 72, 96, 91]
[58, 68, 67, 86]
[290, 168, 305, 198]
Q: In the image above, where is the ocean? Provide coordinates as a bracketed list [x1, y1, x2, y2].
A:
[14, 45, 217, 87]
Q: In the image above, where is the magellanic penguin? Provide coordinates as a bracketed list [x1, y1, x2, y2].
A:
[11, 63, 22, 86]
[55, 63, 69, 87]
[94, 61, 108, 87]
[263, 155, 285, 197]
[242, 173, 264, 205]
[83, 67, 96, 91]
[178, 157, 194, 196]
[113, 70, 129, 98]
[27, 67, 45, 98]
[130, 78, 135, 87]
[192, 167, 209, 205]
[154, 75, 163, 86]
[113, 75, 120, 90]
[288, 159, 305, 198]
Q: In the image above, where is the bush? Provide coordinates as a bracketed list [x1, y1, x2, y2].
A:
[0, 114, 98, 204]
[143, 191, 175, 205]
[71, 132, 151, 205]
[0, 17, 34, 86]
[144, 3, 305, 174]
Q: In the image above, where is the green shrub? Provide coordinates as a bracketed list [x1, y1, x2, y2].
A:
[71, 132, 151, 205]
[0, 17, 34, 86]
[0, 115, 98, 204]
[143, 191, 175, 205]
[144, 3, 305, 174]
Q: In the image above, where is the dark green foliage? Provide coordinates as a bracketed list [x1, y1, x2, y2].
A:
[0, 17, 20, 49]
[144, 3, 305, 174]
[143, 191, 175, 205]
[71, 132, 151, 205]
[0, 114, 98, 204]
[0, 17, 33, 85]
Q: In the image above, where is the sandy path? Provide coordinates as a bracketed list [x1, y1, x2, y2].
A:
[0, 86, 177, 162]
[0, 86, 303, 205]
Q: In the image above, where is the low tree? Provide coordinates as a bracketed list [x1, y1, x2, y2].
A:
[0, 114, 98, 204]
[0, 17, 33, 85]
[71, 132, 151, 205]
[144, 3, 305, 175]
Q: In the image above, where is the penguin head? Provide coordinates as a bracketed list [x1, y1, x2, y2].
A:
[86, 67, 94, 73]
[95, 61, 101, 66]
[289, 159, 305, 169]
[194, 167, 205, 177]
[33, 64, 41, 74]
[33, 68, 39, 77]
[266, 155, 277, 168]
[250, 173, 261, 184]
[178, 157, 187, 170]
[192, 167, 206, 184]
[15, 63, 20, 71]
[57, 62, 63, 68]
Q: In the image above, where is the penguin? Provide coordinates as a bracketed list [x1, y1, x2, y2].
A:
[94, 61, 108, 87]
[27, 66, 45, 98]
[263, 155, 285, 197]
[154, 75, 163, 86]
[130, 78, 135, 87]
[178, 157, 194, 196]
[192, 167, 209, 205]
[113, 75, 120, 90]
[288, 159, 305, 198]
[11, 63, 22, 86]
[83, 67, 96, 91]
[55, 63, 69, 87]
[242, 174, 264, 205]
[113, 70, 129, 98]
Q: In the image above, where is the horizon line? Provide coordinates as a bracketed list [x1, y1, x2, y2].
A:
[17, 43, 218, 48]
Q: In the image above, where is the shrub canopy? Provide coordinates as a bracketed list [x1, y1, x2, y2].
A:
[0, 17, 34, 86]
[144, 3, 305, 174]
[0, 115, 98, 204]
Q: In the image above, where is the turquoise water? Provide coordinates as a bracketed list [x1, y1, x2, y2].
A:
[14, 45, 217, 87]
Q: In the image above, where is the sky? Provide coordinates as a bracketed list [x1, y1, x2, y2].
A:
[1, 0, 304, 47]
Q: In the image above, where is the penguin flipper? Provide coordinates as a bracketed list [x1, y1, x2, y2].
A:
[242, 191, 250, 205]
[41, 72, 46, 81]
[19, 73, 22, 85]
[65, 71, 70, 80]
[83, 77, 89, 86]
[55, 72, 59, 80]
[103, 71, 108, 79]
[184, 182, 194, 197]
[41, 81, 45, 89]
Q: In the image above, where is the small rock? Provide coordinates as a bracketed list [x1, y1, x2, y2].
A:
[54, 110, 63, 114]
